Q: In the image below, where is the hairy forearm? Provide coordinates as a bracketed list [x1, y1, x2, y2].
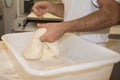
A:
[48, 3, 64, 18]
[63, 2, 120, 32]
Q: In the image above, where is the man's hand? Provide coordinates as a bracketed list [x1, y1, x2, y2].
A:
[37, 23, 66, 42]
[32, 1, 64, 18]
[32, 1, 52, 17]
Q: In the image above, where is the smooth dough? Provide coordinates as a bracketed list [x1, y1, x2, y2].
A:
[23, 28, 59, 61]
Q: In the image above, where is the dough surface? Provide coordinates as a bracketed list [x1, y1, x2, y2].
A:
[23, 28, 59, 61]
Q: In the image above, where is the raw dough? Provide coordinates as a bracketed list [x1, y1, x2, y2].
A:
[23, 28, 59, 61]
[27, 12, 62, 20]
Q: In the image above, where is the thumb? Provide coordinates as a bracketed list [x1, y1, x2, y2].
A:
[40, 34, 47, 42]
[37, 23, 46, 28]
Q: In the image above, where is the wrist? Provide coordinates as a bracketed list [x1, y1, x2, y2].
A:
[60, 22, 70, 33]
[48, 2, 56, 14]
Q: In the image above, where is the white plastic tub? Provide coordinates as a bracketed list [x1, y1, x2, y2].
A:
[1, 32, 120, 80]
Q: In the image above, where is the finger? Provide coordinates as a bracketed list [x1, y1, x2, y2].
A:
[40, 34, 47, 42]
[32, 8, 47, 17]
[37, 11, 45, 17]
[40, 34, 57, 42]
[37, 23, 47, 28]
[32, 8, 41, 17]
[32, 3, 39, 13]
[40, 35, 54, 42]
[32, 7, 43, 17]
[32, 3, 43, 16]
[32, 6, 38, 13]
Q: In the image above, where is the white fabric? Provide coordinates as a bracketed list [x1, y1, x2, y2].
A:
[62, 0, 98, 21]
[116, 0, 120, 3]
[62, 0, 119, 44]
[92, 0, 120, 7]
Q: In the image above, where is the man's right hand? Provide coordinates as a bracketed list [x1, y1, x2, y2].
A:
[32, 1, 52, 17]
[37, 22, 66, 42]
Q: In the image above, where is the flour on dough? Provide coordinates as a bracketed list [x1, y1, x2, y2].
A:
[23, 28, 59, 61]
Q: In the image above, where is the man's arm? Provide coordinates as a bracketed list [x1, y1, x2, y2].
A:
[63, 0, 120, 32]
[37, 0, 120, 42]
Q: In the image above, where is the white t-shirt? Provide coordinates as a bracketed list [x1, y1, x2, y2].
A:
[91, 0, 120, 7]
[62, 0, 120, 44]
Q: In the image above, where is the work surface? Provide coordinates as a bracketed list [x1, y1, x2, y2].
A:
[0, 39, 120, 80]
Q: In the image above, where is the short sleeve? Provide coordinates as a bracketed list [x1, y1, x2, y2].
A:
[91, 0, 120, 8]
[91, 0, 99, 8]
[116, 0, 120, 3]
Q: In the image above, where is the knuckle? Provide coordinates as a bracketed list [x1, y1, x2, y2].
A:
[49, 39, 54, 43]
[40, 37, 45, 42]
[45, 35, 53, 42]
[49, 37, 56, 42]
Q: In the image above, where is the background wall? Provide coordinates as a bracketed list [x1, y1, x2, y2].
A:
[0, 1, 4, 38]
[0, 0, 61, 38]
[3, 0, 17, 34]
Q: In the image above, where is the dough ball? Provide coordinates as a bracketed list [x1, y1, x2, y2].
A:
[23, 28, 60, 61]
